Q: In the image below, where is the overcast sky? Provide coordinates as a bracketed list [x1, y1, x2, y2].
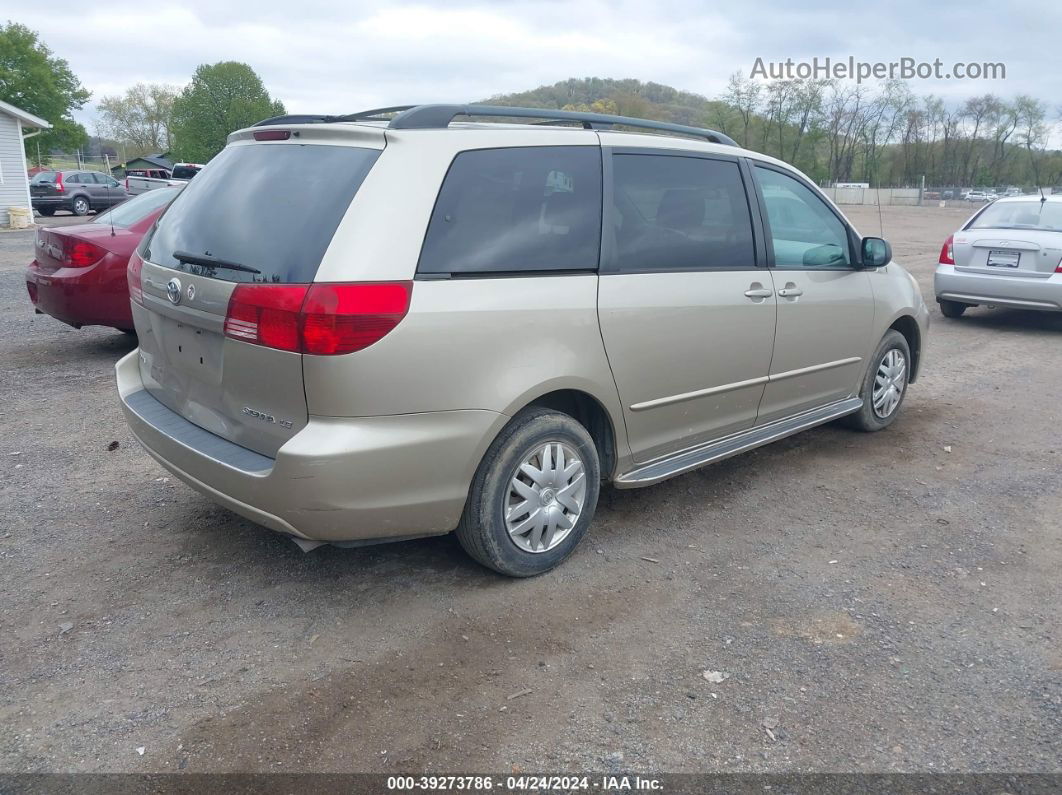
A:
[11, 0, 1061, 128]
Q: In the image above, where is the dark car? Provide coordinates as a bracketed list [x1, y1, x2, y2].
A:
[30, 170, 129, 217]
[26, 186, 181, 333]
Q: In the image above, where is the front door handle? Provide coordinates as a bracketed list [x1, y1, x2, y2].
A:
[777, 282, 804, 298]
[744, 286, 773, 299]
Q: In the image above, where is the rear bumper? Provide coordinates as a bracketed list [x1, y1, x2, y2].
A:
[934, 265, 1062, 312]
[116, 350, 506, 543]
[26, 259, 133, 329]
[31, 196, 71, 211]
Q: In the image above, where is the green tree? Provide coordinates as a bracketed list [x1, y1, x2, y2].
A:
[170, 62, 284, 162]
[0, 22, 90, 158]
[98, 83, 177, 156]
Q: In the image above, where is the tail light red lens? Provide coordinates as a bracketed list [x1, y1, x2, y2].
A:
[55, 173, 64, 193]
[128, 251, 144, 305]
[66, 240, 106, 267]
[223, 285, 307, 352]
[224, 282, 412, 355]
[124, 178, 129, 191]
[938, 234, 955, 265]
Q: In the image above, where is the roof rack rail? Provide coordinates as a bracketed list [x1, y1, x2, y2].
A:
[253, 107, 418, 127]
[253, 104, 739, 147]
[386, 104, 738, 146]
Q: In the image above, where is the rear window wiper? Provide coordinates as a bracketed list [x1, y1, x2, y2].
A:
[173, 250, 261, 275]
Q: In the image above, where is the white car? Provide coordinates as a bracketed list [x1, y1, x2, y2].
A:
[965, 190, 989, 202]
[935, 195, 1062, 317]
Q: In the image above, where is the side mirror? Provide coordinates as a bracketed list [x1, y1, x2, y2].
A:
[861, 236, 892, 267]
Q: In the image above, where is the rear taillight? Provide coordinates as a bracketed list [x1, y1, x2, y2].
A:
[1056, 258, 1062, 274]
[224, 282, 412, 355]
[124, 178, 129, 191]
[55, 173, 64, 193]
[938, 234, 955, 265]
[128, 251, 144, 305]
[66, 240, 106, 267]
[223, 285, 307, 352]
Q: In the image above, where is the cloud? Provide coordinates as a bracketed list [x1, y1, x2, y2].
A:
[8, 0, 1059, 130]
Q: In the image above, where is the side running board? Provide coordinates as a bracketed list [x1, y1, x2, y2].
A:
[613, 398, 863, 488]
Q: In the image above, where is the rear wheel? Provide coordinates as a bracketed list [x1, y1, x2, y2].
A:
[842, 330, 911, 432]
[938, 299, 968, 318]
[37, 207, 56, 217]
[72, 196, 90, 216]
[456, 407, 600, 577]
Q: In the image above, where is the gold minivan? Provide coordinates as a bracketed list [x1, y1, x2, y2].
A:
[116, 104, 929, 576]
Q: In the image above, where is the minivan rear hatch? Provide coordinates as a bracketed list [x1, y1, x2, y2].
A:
[133, 136, 381, 458]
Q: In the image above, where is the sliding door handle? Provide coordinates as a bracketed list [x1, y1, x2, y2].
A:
[777, 285, 804, 298]
[744, 287, 773, 299]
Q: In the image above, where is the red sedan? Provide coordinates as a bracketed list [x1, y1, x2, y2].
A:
[26, 187, 181, 333]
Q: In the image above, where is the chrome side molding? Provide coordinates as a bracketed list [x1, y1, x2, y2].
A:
[614, 397, 863, 488]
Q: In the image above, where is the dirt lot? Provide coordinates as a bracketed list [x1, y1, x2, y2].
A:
[0, 205, 1059, 774]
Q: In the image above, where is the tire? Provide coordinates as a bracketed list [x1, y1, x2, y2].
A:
[842, 330, 911, 432]
[938, 299, 968, 319]
[71, 196, 90, 216]
[456, 407, 600, 577]
[38, 207, 56, 217]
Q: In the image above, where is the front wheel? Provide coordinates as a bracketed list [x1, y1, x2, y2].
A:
[938, 299, 968, 318]
[456, 407, 600, 577]
[71, 196, 90, 216]
[842, 330, 911, 432]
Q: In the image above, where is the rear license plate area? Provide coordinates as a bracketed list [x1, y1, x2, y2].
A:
[157, 316, 223, 383]
[987, 250, 1020, 268]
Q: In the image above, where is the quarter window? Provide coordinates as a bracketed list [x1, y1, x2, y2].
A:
[755, 166, 851, 269]
[610, 154, 755, 272]
[418, 146, 602, 275]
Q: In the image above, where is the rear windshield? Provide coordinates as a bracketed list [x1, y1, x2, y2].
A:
[142, 143, 379, 283]
[969, 200, 1062, 231]
[30, 171, 57, 184]
[93, 186, 180, 229]
[170, 165, 200, 180]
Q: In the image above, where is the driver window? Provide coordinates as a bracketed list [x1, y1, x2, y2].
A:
[755, 165, 852, 269]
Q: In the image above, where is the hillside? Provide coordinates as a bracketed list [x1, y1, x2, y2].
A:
[482, 77, 728, 129]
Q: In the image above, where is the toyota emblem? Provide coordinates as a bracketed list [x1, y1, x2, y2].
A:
[166, 277, 182, 305]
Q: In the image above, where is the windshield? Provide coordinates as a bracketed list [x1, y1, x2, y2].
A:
[969, 200, 1062, 231]
[93, 187, 181, 229]
[142, 143, 380, 284]
[170, 165, 200, 180]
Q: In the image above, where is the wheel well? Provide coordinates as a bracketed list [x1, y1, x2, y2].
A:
[526, 390, 617, 479]
[889, 315, 921, 382]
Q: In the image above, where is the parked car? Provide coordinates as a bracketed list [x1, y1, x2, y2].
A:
[115, 104, 929, 576]
[125, 163, 204, 195]
[942, 190, 955, 200]
[26, 187, 182, 333]
[964, 190, 989, 202]
[936, 195, 1062, 317]
[30, 170, 129, 217]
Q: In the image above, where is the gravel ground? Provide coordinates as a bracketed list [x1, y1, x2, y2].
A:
[0, 205, 1059, 774]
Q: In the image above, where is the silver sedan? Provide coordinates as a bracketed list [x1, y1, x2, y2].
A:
[935, 196, 1062, 316]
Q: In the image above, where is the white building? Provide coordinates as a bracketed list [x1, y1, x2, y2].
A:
[0, 98, 52, 227]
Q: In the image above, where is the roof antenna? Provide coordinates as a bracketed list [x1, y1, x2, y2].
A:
[876, 176, 885, 238]
[1028, 142, 1047, 204]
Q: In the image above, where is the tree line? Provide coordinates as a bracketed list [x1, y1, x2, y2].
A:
[497, 77, 1062, 189]
[1, 21, 283, 167]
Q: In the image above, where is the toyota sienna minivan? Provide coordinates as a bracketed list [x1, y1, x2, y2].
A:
[116, 104, 929, 576]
